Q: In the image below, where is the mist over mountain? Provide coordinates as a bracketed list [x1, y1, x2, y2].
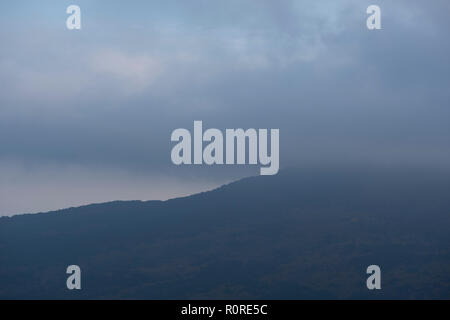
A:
[1, 168, 449, 299]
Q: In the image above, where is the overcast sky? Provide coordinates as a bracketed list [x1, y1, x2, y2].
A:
[1, 0, 449, 215]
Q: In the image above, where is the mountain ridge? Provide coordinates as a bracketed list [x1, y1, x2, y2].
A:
[1, 167, 449, 299]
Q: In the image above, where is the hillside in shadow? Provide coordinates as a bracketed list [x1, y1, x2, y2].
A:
[1, 168, 449, 299]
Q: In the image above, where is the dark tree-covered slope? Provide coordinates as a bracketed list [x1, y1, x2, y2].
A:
[1, 168, 449, 299]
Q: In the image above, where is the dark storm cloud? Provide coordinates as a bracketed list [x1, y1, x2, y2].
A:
[0, 0, 449, 214]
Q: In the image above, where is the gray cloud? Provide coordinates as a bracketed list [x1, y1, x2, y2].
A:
[0, 0, 449, 215]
